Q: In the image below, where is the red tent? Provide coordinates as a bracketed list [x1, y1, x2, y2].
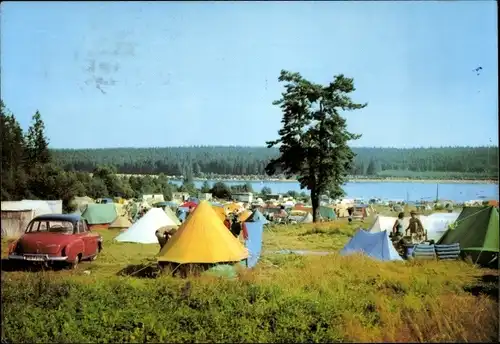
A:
[181, 201, 198, 209]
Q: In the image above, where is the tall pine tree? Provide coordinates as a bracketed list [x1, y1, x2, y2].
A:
[25, 110, 51, 167]
[265, 70, 366, 222]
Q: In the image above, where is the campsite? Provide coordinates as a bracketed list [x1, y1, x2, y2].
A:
[2, 1, 499, 343]
[1, 197, 499, 343]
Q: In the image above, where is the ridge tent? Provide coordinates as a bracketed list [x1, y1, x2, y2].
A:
[82, 203, 117, 230]
[437, 206, 499, 268]
[341, 229, 403, 261]
[245, 209, 269, 224]
[157, 200, 248, 264]
[244, 221, 264, 268]
[420, 212, 460, 242]
[115, 208, 178, 244]
[319, 206, 337, 220]
[370, 215, 411, 233]
[109, 216, 132, 230]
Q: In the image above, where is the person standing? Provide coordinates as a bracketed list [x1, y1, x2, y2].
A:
[392, 212, 405, 238]
[406, 211, 426, 242]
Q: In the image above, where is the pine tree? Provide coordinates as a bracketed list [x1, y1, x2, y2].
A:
[25, 110, 51, 166]
[265, 70, 366, 222]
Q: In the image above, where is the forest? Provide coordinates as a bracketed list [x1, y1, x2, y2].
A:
[52, 145, 499, 180]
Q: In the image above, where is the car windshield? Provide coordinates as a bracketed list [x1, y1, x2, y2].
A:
[27, 220, 75, 234]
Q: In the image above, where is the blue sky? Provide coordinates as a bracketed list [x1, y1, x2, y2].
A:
[1, 1, 497, 149]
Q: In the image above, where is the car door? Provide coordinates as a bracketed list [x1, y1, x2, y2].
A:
[77, 220, 96, 257]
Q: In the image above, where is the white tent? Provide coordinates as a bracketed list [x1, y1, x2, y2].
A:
[369, 215, 410, 233]
[419, 212, 460, 242]
[341, 229, 403, 261]
[115, 208, 178, 244]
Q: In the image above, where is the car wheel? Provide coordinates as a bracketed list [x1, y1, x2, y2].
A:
[68, 254, 81, 269]
[90, 249, 99, 261]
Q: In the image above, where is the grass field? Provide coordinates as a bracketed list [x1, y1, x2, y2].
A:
[1, 217, 498, 343]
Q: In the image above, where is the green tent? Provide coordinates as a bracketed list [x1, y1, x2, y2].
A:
[164, 206, 181, 226]
[82, 203, 118, 225]
[437, 206, 499, 268]
[319, 206, 337, 220]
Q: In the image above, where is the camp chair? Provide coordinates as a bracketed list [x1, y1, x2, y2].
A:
[412, 244, 437, 260]
[434, 243, 461, 261]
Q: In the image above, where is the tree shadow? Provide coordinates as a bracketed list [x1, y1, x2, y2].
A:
[463, 274, 499, 302]
[116, 263, 161, 279]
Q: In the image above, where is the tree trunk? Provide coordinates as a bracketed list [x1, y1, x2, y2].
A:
[311, 190, 320, 223]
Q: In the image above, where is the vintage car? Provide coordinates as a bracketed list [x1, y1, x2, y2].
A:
[7, 213, 103, 269]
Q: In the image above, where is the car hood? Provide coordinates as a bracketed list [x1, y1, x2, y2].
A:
[17, 232, 76, 255]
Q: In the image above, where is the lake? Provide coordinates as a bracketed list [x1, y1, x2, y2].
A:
[169, 179, 499, 203]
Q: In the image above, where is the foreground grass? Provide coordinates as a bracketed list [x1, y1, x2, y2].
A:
[1, 220, 498, 343]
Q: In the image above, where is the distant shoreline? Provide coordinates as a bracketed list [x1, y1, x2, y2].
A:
[116, 174, 498, 185]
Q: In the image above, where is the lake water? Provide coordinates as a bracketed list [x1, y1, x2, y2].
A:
[169, 179, 499, 203]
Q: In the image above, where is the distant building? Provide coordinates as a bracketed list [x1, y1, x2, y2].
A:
[172, 192, 190, 203]
[233, 192, 253, 203]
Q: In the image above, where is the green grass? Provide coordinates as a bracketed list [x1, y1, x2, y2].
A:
[1, 217, 498, 343]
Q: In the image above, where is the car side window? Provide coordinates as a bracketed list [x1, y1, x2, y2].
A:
[77, 221, 87, 233]
[77, 221, 86, 234]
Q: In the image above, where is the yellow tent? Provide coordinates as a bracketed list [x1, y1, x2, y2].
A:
[238, 209, 252, 222]
[109, 204, 131, 229]
[212, 206, 226, 222]
[157, 200, 248, 264]
[109, 216, 131, 229]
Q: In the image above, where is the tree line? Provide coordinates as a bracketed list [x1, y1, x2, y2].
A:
[53, 144, 498, 180]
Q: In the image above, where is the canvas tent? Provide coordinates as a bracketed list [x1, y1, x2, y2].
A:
[370, 215, 411, 233]
[157, 201, 248, 264]
[211, 205, 226, 222]
[82, 203, 118, 230]
[245, 209, 269, 224]
[335, 204, 350, 218]
[437, 206, 499, 268]
[319, 206, 337, 220]
[341, 229, 403, 261]
[164, 206, 182, 226]
[109, 202, 132, 229]
[115, 208, 178, 244]
[420, 212, 460, 242]
[244, 221, 264, 268]
[70, 196, 94, 213]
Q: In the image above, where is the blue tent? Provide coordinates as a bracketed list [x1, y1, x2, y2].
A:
[245, 222, 264, 268]
[246, 210, 269, 224]
[340, 229, 402, 261]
